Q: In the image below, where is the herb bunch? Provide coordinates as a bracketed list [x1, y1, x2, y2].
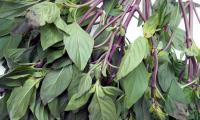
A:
[0, 0, 200, 119]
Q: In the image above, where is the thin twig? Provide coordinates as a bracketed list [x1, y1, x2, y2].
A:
[64, 0, 96, 8]
[193, 3, 200, 24]
[94, 32, 112, 48]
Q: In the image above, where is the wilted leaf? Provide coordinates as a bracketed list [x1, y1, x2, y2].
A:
[26, 1, 60, 27]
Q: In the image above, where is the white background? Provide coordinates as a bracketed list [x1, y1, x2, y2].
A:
[0, 0, 200, 75]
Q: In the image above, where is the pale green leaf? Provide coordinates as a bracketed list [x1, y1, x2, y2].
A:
[40, 24, 63, 50]
[121, 63, 148, 108]
[7, 77, 38, 120]
[40, 65, 73, 104]
[64, 23, 94, 70]
[117, 37, 149, 80]
[143, 13, 159, 38]
[54, 17, 69, 35]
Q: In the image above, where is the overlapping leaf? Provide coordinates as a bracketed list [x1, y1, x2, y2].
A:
[117, 37, 149, 80]
[64, 23, 94, 70]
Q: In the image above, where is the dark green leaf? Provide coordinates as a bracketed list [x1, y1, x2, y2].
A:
[76, 73, 93, 98]
[171, 28, 185, 50]
[103, 0, 118, 16]
[64, 23, 94, 70]
[48, 98, 60, 119]
[40, 24, 63, 50]
[134, 97, 151, 120]
[65, 88, 94, 111]
[169, 5, 181, 30]
[0, 93, 10, 119]
[158, 63, 175, 92]
[7, 77, 39, 120]
[31, 99, 50, 120]
[121, 63, 148, 108]
[46, 49, 65, 64]
[168, 80, 190, 104]
[0, 18, 15, 36]
[40, 65, 73, 104]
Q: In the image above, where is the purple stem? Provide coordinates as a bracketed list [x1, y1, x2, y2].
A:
[86, 11, 102, 32]
[151, 46, 158, 98]
[179, 0, 192, 48]
[94, 33, 112, 48]
[93, 15, 121, 39]
[79, 0, 102, 24]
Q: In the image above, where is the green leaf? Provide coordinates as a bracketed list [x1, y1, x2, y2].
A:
[88, 85, 118, 120]
[0, 35, 22, 59]
[0, 18, 15, 36]
[54, 17, 69, 35]
[102, 86, 123, 99]
[185, 43, 199, 57]
[64, 23, 94, 70]
[158, 63, 175, 92]
[48, 98, 60, 119]
[121, 63, 148, 108]
[7, 77, 39, 120]
[67, 66, 82, 98]
[168, 80, 190, 104]
[103, 0, 118, 16]
[197, 49, 200, 63]
[171, 28, 185, 50]
[134, 97, 151, 120]
[116, 37, 149, 80]
[40, 65, 73, 104]
[0, 93, 10, 120]
[165, 96, 188, 119]
[76, 73, 93, 98]
[0, 0, 38, 18]
[40, 24, 63, 50]
[4, 48, 26, 63]
[46, 49, 65, 64]
[169, 5, 181, 30]
[32, 99, 49, 120]
[0, 65, 36, 88]
[143, 13, 159, 38]
[65, 88, 94, 111]
[26, 1, 60, 27]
